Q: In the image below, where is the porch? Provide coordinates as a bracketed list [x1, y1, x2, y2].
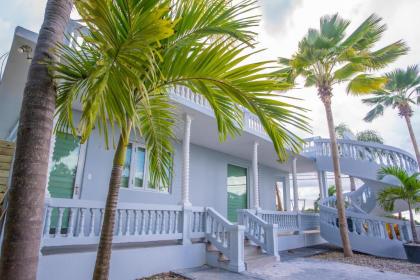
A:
[37, 197, 321, 279]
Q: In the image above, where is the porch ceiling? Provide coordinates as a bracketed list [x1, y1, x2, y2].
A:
[173, 103, 316, 174]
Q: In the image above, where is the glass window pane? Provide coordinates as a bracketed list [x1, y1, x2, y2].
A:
[121, 144, 132, 188]
[134, 147, 146, 188]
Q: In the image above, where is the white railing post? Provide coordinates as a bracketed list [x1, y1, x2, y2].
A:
[181, 206, 192, 244]
[228, 224, 245, 272]
[266, 224, 279, 260]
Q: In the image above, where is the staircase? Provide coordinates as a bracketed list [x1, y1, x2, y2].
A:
[303, 138, 418, 259]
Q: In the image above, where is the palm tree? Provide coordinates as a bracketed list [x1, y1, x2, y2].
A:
[0, 0, 73, 279]
[377, 166, 420, 243]
[52, 0, 310, 278]
[356, 129, 383, 144]
[363, 65, 420, 170]
[335, 123, 353, 139]
[278, 14, 408, 257]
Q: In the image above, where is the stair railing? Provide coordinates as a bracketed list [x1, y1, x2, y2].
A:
[237, 209, 279, 259]
[205, 207, 245, 272]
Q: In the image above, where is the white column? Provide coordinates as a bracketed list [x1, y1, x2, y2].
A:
[181, 114, 192, 207]
[321, 171, 328, 197]
[283, 178, 291, 211]
[252, 141, 260, 209]
[317, 171, 325, 199]
[292, 157, 299, 211]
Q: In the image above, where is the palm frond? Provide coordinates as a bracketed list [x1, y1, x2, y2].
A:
[347, 74, 387, 95]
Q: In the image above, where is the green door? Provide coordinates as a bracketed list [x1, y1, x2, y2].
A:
[227, 164, 247, 222]
[48, 132, 82, 233]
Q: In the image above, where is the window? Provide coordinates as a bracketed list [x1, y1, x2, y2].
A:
[120, 142, 171, 193]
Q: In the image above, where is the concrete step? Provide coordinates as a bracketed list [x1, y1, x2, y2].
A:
[244, 244, 278, 271]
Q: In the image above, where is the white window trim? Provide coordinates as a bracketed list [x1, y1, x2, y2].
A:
[122, 141, 172, 194]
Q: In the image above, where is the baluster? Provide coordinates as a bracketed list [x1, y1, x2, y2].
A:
[154, 211, 160, 234]
[174, 211, 179, 234]
[133, 210, 139, 235]
[147, 210, 153, 234]
[55, 207, 65, 236]
[67, 208, 76, 237]
[89, 208, 96, 237]
[139, 210, 145, 235]
[99, 208, 105, 234]
[125, 209, 131, 235]
[116, 210, 123, 236]
[44, 207, 53, 236]
[78, 208, 86, 237]
[161, 210, 166, 234]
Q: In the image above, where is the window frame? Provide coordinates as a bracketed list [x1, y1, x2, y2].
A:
[122, 141, 172, 194]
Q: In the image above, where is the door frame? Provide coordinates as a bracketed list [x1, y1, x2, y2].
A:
[226, 162, 250, 215]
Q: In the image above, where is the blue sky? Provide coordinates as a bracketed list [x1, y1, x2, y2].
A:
[1, 0, 419, 155]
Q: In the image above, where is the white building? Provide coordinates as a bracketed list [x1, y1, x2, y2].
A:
[0, 23, 418, 279]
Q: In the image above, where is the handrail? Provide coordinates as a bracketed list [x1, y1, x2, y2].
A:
[237, 209, 279, 259]
[205, 207, 245, 272]
[256, 210, 320, 232]
[303, 138, 418, 174]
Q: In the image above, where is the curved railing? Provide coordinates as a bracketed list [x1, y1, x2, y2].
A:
[319, 195, 412, 259]
[303, 138, 418, 174]
[305, 138, 418, 259]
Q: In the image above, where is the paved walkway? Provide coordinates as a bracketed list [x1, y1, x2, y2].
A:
[177, 258, 420, 280]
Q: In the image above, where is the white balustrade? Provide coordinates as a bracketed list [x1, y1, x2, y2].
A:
[256, 210, 319, 232]
[237, 209, 279, 259]
[42, 198, 206, 247]
[304, 138, 418, 174]
[205, 207, 245, 272]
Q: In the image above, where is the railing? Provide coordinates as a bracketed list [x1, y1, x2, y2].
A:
[205, 207, 245, 272]
[42, 198, 206, 247]
[319, 195, 412, 259]
[303, 138, 418, 174]
[237, 209, 279, 259]
[256, 210, 320, 232]
[170, 86, 268, 137]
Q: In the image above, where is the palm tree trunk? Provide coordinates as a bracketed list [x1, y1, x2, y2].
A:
[408, 202, 419, 243]
[275, 184, 283, 211]
[322, 98, 354, 257]
[0, 1, 72, 279]
[404, 115, 420, 171]
[93, 123, 131, 280]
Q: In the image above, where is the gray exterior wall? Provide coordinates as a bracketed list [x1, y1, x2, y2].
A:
[79, 114, 288, 216]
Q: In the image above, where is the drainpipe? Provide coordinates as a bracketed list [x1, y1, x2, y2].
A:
[252, 141, 260, 210]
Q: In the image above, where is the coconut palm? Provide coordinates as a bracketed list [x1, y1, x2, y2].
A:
[377, 166, 420, 243]
[52, 0, 309, 278]
[363, 65, 420, 170]
[278, 14, 408, 257]
[0, 0, 73, 279]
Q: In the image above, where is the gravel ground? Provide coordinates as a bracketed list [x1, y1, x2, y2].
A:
[311, 248, 420, 277]
[138, 272, 189, 280]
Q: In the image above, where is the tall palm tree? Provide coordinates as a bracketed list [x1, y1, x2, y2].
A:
[363, 65, 420, 170]
[278, 14, 408, 257]
[52, 0, 310, 278]
[377, 166, 420, 243]
[0, 0, 73, 279]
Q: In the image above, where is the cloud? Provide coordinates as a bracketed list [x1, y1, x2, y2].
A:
[259, 0, 302, 34]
